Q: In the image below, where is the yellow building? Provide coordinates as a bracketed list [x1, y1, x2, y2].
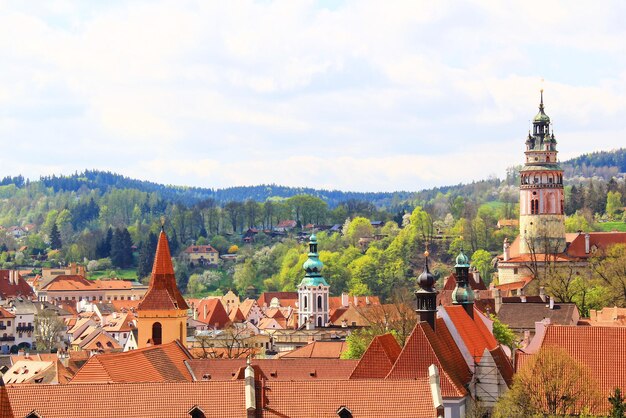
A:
[137, 229, 189, 349]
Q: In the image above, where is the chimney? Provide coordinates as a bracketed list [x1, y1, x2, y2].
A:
[549, 297, 554, 310]
[244, 358, 256, 415]
[341, 293, 349, 307]
[341, 319, 347, 328]
[473, 269, 480, 284]
[203, 304, 207, 320]
[365, 296, 370, 305]
[503, 238, 510, 262]
[520, 295, 526, 303]
[428, 365, 444, 418]
[494, 288, 502, 313]
[585, 233, 590, 254]
[353, 295, 357, 306]
[539, 287, 546, 303]
[613, 306, 619, 321]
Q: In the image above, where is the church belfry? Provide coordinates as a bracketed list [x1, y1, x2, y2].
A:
[519, 91, 566, 254]
[298, 234, 329, 330]
[415, 250, 437, 330]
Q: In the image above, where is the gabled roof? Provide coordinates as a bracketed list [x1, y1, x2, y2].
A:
[228, 307, 246, 323]
[70, 340, 193, 383]
[349, 334, 402, 379]
[238, 299, 261, 317]
[0, 270, 35, 300]
[138, 230, 188, 311]
[259, 379, 436, 418]
[183, 245, 218, 254]
[386, 320, 471, 398]
[42, 275, 92, 291]
[257, 292, 298, 308]
[186, 358, 357, 381]
[497, 302, 579, 330]
[279, 341, 347, 359]
[195, 299, 230, 329]
[443, 306, 498, 362]
[567, 231, 626, 258]
[3, 360, 54, 384]
[79, 329, 122, 352]
[257, 317, 283, 330]
[0, 306, 15, 319]
[5, 381, 246, 418]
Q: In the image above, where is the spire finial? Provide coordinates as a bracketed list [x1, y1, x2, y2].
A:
[160, 216, 166, 231]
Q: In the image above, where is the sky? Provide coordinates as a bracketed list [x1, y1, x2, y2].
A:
[1, 1, 625, 192]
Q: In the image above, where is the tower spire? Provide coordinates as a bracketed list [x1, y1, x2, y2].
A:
[451, 247, 474, 318]
[415, 248, 437, 330]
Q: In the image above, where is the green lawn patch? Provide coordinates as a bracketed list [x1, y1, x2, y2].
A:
[596, 221, 626, 232]
[87, 268, 138, 281]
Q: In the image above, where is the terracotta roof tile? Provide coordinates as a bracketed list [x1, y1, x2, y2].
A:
[497, 302, 579, 330]
[138, 230, 188, 311]
[566, 231, 626, 258]
[443, 306, 498, 362]
[258, 380, 436, 418]
[386, 320, 470, 398]
[349, 333, 402, 379]
[5, 381, 246, 418]
[70, 340, 192, 383]
[528, 325, 626, 414]
[0, 270, 36, 300]
[187, 358, 357, 381]
[257, 292, 298, 308]
[195, 298, 231, 328]
[279, 341, 347, 359]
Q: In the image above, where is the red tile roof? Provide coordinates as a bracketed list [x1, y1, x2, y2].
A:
[42, 274, 92, 291]
[328, 295, 381, 309]
[228, 306, 246, 323]
[279, 341, 347, 359]
[195, 298, 231, 329]
[4, 381, 246, 418]
[258, 380, 436, 418]
[0, 306, 15, 319]
[525, 325, 626, 414]
[443, 306, 498, 362]
[349, 333, 402, 379]
[566, 231, 626, 258]
[138, 230, 189, 311]
[386, 320, 470, 398]
[183, 245, 218, 254]
[187, 358, 358, 381]
[257, 292, 298, 308]
[70, 340, 193, 383]
[0, 270, 35, 300]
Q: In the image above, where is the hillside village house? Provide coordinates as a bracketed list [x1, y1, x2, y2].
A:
[181, 244, 219, 266]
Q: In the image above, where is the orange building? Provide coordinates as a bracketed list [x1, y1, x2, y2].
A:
[136, 229, 189, 349]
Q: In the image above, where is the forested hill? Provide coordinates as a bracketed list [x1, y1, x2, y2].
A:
[562, 148, 626, 179]
[20, 170, 412, 208]
[1, 148, 623, 208]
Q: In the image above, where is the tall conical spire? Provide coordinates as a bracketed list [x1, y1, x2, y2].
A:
[138, 227, 188, 311]
[415, 249, 437, 330]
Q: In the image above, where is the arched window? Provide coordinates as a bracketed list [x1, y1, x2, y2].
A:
[303, 296, 308, 309]
[317, 295, 322, 310]
[152, 322, 162, 345]
[531, 199, 539, 215]
[317, 316, 323, 328]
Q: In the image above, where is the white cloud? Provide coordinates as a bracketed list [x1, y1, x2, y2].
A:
[0, 0, 625, 191]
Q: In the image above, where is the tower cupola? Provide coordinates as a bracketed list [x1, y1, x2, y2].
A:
[451, 247, 474, 318]
[415, 250, 438, 330]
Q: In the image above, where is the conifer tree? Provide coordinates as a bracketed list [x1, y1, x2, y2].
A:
[49, 223, 62, 250]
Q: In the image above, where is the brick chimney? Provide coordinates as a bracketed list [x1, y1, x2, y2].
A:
[585, 233, 591, 254]
[503, 238, 510, 262]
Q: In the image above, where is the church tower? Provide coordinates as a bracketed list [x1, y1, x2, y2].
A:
[415, 250, 437, 330]
[451, 248, 475, 319]
[137, 227, 189, 348]
[298, 234, 329, 330]
[519, 91, 566, 254]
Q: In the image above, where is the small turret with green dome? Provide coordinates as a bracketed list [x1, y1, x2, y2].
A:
[299, 233, 329, 287]
[451, 245, 475, 318]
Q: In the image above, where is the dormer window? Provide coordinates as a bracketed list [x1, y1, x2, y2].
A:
[188, 406, 206, 418]
[336, 406, 353, 418]
[26, 411, 42, 418]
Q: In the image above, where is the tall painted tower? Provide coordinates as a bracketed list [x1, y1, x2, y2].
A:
[298, 234, 329, 330]
[519, 91, 566, 254]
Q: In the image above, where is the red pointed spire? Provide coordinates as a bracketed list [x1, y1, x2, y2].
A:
[138, 229, 188, 311]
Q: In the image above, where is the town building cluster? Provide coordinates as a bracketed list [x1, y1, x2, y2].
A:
[0, 95, 625, 417]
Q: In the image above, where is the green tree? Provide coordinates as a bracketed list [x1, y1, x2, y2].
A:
[34, 309, 65, 352]
[110, 228, 133, 268]
[49, 223, 62, 250]
[608, 387, 626, 418]
[490, 314, 517, 349]
[606, 191, 623, 219]
[565, 212, 593, 232]
[345, 216, 374, 246]
[471, 249, 493, 286]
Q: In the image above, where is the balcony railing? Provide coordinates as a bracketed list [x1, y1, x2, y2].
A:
[16, 325, 34, 332]
[0, 325, 7, 330]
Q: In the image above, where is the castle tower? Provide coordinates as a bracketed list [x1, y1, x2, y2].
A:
[415, 250, 437, 330]
[519, 91, 566, 254]
[451, 248, 474, 319]
[298, 234, 329, 330]
[137, 227, 189, 348]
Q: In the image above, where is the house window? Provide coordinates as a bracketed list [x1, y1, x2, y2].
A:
[26, 411, 42, 418]
[303, 296, 308, 310]
[513, 268, 518, 275]
[317, 295, 322, 310]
